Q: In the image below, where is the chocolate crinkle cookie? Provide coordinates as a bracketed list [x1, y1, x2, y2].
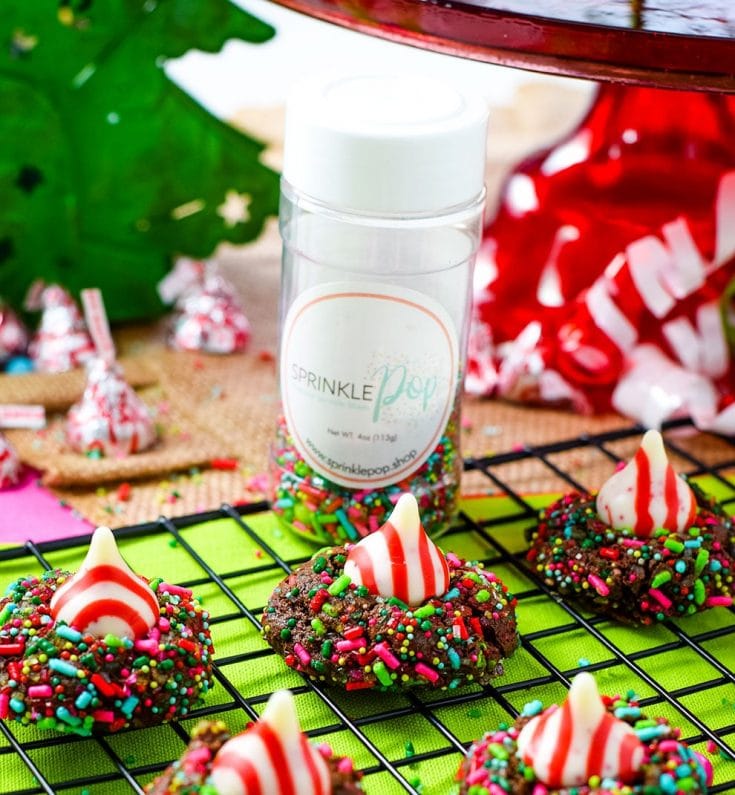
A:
[456, 672, 713, 794]
[0, 527, 213, 735]
[263, 493, 518, 691]
[146, 690, 363, 794]
[527, 430, 734, 625]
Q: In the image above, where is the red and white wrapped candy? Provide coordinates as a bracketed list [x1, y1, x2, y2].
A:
[517, 672, 644, 788]
[0, 404, 45, 489]
[469, 162, 735, 433]
[50, 526, 159, 640]
[210, 689, 331, 795]
[0, 433, 21, 489]
[596, 429, 696, 538]
[66, 289, 157, 456]
[159, 259, 251, 354]
[27, 283, 95, 373]
[343, 492, 450, 606]
[0, 300, 28, 363]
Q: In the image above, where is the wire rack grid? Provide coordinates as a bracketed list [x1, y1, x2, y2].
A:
[1, 418, 734, 795]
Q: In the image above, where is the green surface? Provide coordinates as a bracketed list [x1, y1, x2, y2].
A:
[1, 482, 734, 794]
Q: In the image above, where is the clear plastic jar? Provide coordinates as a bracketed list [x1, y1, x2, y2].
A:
[270, 74, 488, 542]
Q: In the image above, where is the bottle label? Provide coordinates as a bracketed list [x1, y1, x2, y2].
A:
[281, 282, 459, 489]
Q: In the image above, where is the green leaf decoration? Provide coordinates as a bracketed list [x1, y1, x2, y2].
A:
[1, 0, 280, 321]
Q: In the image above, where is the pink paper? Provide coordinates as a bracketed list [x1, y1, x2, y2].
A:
[0, 468, 93, 545]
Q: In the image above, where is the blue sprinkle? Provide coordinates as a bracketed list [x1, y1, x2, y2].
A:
[335, 509, 358, 541]
[578, 658, 590, 667]
[56, 706, 82, 727]
[121, 696, 139, 717]
[710, 560, 722, 572]
[614, 706, 641, 720]
[447, 649, 461, 670]
[675, 560, 687, 574]
[684, 539, 702, 548]
[56, 625, 82, 643]
[9, 698, 25, 714]
[75, 691, 93, 709]
[636, 725, 669, 742]
[659, 772, 677, 794]
[521, 699, 544, 718]
[49, 659, 79, 677]
[442, 588, 460, 602]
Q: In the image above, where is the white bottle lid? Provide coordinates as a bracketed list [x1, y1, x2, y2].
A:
[283, 73, 489, 216]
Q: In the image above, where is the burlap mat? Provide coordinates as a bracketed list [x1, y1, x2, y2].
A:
[0, 356, 157, 411]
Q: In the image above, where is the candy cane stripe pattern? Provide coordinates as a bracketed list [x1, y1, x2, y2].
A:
[343, 493, 450, 606]
[50, 526, 159, 640]
[210, 690, 331, 795]
[517, 673, 644, 788]
[596, 429, 696, 538]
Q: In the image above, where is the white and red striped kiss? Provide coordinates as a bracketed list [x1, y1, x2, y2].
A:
[50, 526, 159, 640]
[210, 690, 331, 795]
[517, 672, 644, 788]
[343, 492, 450, 607]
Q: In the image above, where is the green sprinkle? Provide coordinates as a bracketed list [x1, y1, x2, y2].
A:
[405, 740, 415, 758]
[475, 589, 490, 603]
[322, 603, 338, 617]
[103, 634, 125, 648]
[664, 538, 685, 554]
[651, 570, 672, 589]
[321, 640, 333, 657]
[694, 548, 710, 576]
[313, 556, 327, 573]
[373, 660, 393, 687]
[328, 574, 351, 596]
[488, 742, 509, 760]
[413, 604, 436, 619]
[694, 579, 706, 605]
[310, 618, 326, 635]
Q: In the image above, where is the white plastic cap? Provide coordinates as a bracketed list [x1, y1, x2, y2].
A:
[282, 73, 489, 215]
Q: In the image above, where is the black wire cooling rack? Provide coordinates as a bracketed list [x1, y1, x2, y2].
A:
[1, 418, 735, 794]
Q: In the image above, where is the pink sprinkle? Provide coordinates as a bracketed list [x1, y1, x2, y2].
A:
[706, 596, 733, 607]
[446, 552, 461, 567]
[337, 757, 354, 774]
[335, 638, 364, 652]
[158, 617, 171, 631]
[294, 643, 311, 666]
[159, 583, 192, 598]
[373, 642, 401, 670]
[467, 768, 487, 784]
[533, 785, 549, 795]
[587, 574, 609, 596]
[92, 710, 116, 722]
[183, 747, 211, 774]
[489, 785, 507, 795]
[621, 539, 644, 548]
[28, 685, 53, 699]
[648, 588, 673, 609]
[658, 740, 680, 752]
[0, 693, 8, 719]
[134, 639, 159, 655]
[707, 739, 718, 753]
[415, 662, 439, 683]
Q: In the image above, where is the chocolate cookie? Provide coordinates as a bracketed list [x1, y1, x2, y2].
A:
[263, 493, 518, 691]
[146, 690, 363, 794]
[527, 431, 734, 625]
[0, 528, 213, 735]
[456, 673, 713, 794]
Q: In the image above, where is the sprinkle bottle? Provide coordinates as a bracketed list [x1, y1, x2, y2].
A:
[271, 73, 489, 542]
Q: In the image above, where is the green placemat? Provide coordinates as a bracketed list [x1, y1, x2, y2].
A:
[1, 480, 734, 795]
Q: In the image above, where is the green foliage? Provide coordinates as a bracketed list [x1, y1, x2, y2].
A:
[1, 0, 280, 321]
